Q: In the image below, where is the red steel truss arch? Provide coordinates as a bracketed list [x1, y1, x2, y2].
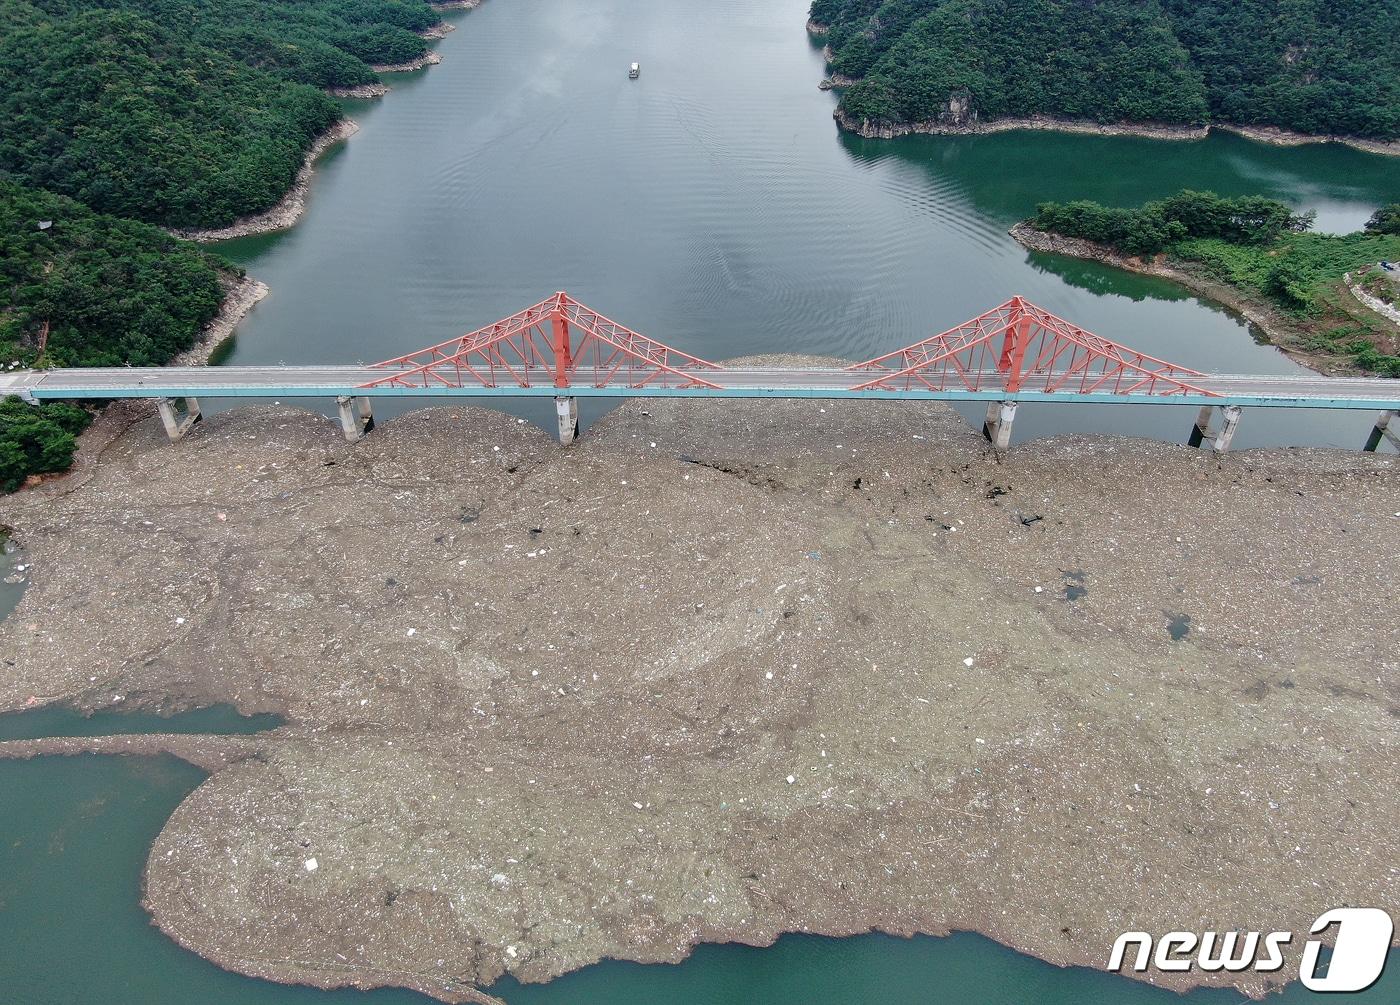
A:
[360, 293, 1217, 399]
[846, 296, 1214, 397]
[361, 292, 726, 391]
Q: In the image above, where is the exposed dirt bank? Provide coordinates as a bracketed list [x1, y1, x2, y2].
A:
[170, 121, 361, 243]
[1009, 223, 1363, 377]
[1216, 123, 1400, 158]
[1, 375, 1396, 1001]
[329, 84, 390, 99]
[831, 109, 1400, 158]
[835, 108, 1211, 142]
[420, 21, 456, 40]
[372, 52, 443, 73]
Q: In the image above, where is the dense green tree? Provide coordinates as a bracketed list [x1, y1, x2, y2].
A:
[0, 397, 91, 492]
[0, 180, 229, 369]
[0, 0, 447, 489]
[815, 0, 1400, 140]
[1366, 204, 1400, 235]
[1031, 191, 1314, 255]
[0, 8, 343, 228]
[23, 0, 438, 88]
[0, 180, 231, 489]
[1160, 0, 1400, 141]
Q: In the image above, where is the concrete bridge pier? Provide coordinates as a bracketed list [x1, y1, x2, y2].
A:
[1188, 404, 1242, 452]
[156, 397, 201, 442]
[555, 396, 579, 445]
[1364, 410, 1398, 452]
[335, 396, 374, 442]
[981, 401, 1017, 450]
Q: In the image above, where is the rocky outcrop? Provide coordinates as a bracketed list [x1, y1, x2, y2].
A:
[1345, 271, 1400, 329]
[418, 21, 455, 40]
[328, 84, 390, 99]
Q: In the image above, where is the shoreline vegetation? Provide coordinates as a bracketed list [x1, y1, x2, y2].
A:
[5, 276, 269, 497]
[1011, 192, 1400, 378]
[0, 0, 475, 233]
[0, 0, 478, 491]
[808, 0, 1400, 157]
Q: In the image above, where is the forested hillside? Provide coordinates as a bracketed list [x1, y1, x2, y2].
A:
[0, 181, 228, 370]
[0, 12, 340, 228]
[812, 0, 1400, 141]
[24, 0, 439, 89]
[0, 0, 448, 489]
[0, 0, 442, 229]
[0, 181, 233, 489]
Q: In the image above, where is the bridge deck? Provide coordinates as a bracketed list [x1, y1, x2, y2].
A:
[4, 366, 1400, 410]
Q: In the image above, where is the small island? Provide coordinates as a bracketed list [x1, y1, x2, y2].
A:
[1010, 190, 1400, 378]
[810, 0, 1400, 154]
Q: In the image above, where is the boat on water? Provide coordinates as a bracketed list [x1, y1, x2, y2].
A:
[629, 62, 640, 79]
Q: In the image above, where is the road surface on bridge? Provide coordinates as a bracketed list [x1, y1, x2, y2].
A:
[5, 365, 1400, 410]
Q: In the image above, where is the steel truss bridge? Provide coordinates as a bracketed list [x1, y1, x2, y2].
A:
[4, 293, 1399, 452]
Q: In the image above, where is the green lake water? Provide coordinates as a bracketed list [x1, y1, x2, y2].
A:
[3, 0, 1400, 1001]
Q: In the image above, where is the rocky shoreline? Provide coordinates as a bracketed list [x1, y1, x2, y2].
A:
[831, 108, 1400, 157]
[171, 274, 269, 367]
[418, 21, 456, 41]
[1346, 271, 1400, 330]
[372, 51, 443, 73]
[1, 384, 1396, 1002]
[1008, 222, 1371, 377]
[170, 120, 361, 243]
[329, 83, 390, 99]
[1216, 123, 1400, 158]
[835, 108, 1211, 143]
